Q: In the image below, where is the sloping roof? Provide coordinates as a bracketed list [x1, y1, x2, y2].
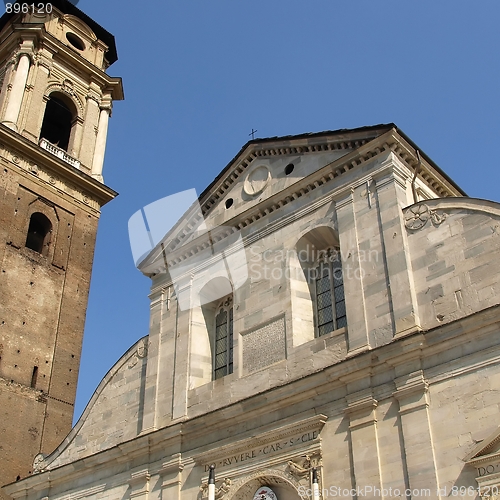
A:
[198, 123, 466, 203]
[0, 0, 118, 64]
[136, 123, 467, 275]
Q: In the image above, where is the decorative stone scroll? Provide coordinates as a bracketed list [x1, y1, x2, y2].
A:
[128, 338, 150, 368]
[32, 453, 47, 474]
[404, 203, 447, 231]
[220, 468, 305, 500]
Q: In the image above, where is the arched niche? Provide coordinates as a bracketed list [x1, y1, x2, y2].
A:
[25, 212, 51, 255]
[24, 200, 59, 261]
[289, 225, 341, 346]
[40, 91, 79, 152]
[189, 276, 234, 389]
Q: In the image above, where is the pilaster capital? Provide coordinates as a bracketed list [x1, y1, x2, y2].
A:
[335, 190, 354, 210]
[128, 469, 151, 499]
[86, 91, 101, 105]
[16, 50, 35, 65]
[345, 389, 378, 429]
[8, 50, 34, 68]
[393, 370, 429, 414]
[159, 454, 184, 488]
[99, 103, 112, 113]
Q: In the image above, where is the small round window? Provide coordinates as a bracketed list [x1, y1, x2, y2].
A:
[66, 33, 85, 51]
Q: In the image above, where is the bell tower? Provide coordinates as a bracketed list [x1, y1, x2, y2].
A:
[0, 0, 123, 492]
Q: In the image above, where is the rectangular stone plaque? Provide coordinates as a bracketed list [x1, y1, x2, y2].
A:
[242, 315, 286, 374]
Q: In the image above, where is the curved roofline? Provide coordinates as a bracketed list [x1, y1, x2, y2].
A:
[39, 335, 148, 469]
[405, 196, 500, 216]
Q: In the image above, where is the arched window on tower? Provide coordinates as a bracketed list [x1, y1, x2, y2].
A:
[214, 296, 233, 380]
[314, 248, 347, 336]
[40, 93, 76, 152]
[25, 212, 52, 255]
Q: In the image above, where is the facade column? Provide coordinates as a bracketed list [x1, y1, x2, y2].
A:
[172, 276, 193, 420]
[394, 370, 441, 500]
[91, 103, 111, 181]
[3, 53, 31, 130]
[22, 50, 52, 142]
[373, 163, 420, 337]
[159, 455, 184, 500]
[345, 389, 384, 500]
[129, 470, 151, 500]
[336, 190, 369, 353]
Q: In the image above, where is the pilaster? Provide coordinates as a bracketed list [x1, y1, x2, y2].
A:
[80, 84, 101, 167]
[172, 277, 193, 420]
[345, 388, 384, 499]
[336, 191, 369, 353]
[129, 470, 151, 500]
[141, 289, 164, 432]
[159, 455, 184, 500]
[393, 370, 441, 500]
[373, 164, 421, 337]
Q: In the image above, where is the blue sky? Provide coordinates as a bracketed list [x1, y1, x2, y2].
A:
[71, 0, 500, 421]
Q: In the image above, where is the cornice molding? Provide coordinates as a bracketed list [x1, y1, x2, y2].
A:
[143, 130, 460, 277]
[8, 306, 500, 499]
[142, 143, 389, 274]
[192, 413, 327, 466]
[0, 123, 116, 207]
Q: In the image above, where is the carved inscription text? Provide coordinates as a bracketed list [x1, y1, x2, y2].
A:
[203, 430, 318, 472]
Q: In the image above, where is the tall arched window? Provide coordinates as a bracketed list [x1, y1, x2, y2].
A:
[25, 213, 52, 255]
[40, 93, 76, 152]
[314, 248, 346, 336]
[214, 297, 233, 380]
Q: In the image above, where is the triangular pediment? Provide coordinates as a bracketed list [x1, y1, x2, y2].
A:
[135, 125, 393, 274]
[197, 124, 393, 226]
[464, 426, 500, 464]
[134, 123, 464, 277]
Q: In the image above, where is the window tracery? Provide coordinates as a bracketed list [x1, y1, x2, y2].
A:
[314, 248, 346, 336]
[214, 296, 233, 379]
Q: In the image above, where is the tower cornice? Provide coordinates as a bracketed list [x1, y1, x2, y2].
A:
[0, 122, 117, 207]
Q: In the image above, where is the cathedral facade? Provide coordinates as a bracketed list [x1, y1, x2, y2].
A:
[4, 123, 500, 500]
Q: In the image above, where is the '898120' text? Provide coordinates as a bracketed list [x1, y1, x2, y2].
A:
[6, 3, 53, 13]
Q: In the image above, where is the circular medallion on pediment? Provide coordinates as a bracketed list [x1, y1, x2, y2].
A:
[244, 165, 270, 196]
[253, 487, 278, 500]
